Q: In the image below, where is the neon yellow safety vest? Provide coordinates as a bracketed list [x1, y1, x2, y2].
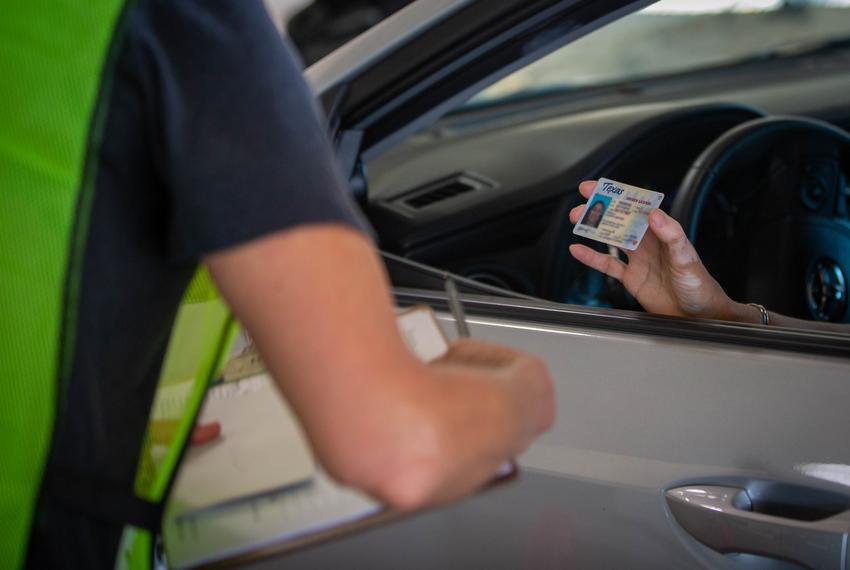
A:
[0, 3, 236, 567]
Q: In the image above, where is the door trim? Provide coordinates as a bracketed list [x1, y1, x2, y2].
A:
[395, 288, 850, 359]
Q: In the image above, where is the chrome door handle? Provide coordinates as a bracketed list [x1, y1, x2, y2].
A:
[666, 485, 850, 569]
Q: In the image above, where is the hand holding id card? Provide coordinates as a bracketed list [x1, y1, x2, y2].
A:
[573, 178, 664, 251]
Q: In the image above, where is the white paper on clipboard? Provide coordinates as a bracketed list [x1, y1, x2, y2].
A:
[163, 306, 452, 568]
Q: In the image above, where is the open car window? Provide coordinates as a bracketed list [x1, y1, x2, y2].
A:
[360, 0, 850, 337]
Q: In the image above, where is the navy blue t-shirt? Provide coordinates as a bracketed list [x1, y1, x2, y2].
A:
[26, 0, 367, 567]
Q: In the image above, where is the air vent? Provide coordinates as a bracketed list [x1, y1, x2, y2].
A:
[397, 173, 494, 210]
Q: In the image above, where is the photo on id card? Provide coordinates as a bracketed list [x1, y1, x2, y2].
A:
[573, 178, 664, 251]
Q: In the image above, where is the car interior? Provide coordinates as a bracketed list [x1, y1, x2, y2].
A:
[358, 2, 850, 325]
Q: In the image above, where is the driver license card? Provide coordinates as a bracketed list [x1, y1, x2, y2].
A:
[572, 178, 664, 251]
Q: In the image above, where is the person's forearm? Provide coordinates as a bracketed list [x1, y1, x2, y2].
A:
[206, 225, 551, 512]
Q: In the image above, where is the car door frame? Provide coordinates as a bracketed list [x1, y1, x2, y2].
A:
[308, 0, 655, 180]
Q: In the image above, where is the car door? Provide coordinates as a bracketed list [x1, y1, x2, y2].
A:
[248, 2, 850, 568]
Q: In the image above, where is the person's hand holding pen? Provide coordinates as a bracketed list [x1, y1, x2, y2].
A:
[427, 336, 554, 468]
[435, 276, 554, 460]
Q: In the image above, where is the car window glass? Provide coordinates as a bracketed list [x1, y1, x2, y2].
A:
[465, 0, 850, 108]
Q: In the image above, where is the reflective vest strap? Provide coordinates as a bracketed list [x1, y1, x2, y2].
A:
[120, 268, 238, 568]
[133, 288, 237, 504]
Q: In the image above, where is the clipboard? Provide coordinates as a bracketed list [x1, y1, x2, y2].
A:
[198, 467, 519, 570]
[194, 464, 518, 570]
[162, 305, 518, 569]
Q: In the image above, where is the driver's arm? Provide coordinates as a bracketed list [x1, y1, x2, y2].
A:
[206, 224, 555, 511]
[747, 308, 849, 333]
[569, 180, 849, 333]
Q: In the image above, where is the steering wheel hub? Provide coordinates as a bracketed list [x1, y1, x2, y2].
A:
[806, 258, 848, 322]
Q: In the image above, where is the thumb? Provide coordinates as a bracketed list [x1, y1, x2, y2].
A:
[648, 209, 700, 268]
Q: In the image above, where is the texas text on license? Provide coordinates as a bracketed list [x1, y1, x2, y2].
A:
[572, 178, 664, 251]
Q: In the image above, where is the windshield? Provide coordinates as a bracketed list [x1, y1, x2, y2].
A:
[468, 0, 850, 106]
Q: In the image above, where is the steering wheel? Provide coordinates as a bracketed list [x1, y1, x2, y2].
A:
[671, 116, 850, 323]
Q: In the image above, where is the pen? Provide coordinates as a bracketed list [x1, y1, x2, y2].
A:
[444, 276, 470, 338]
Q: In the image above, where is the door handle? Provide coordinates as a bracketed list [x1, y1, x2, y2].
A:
[666, 485, 850, 569]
